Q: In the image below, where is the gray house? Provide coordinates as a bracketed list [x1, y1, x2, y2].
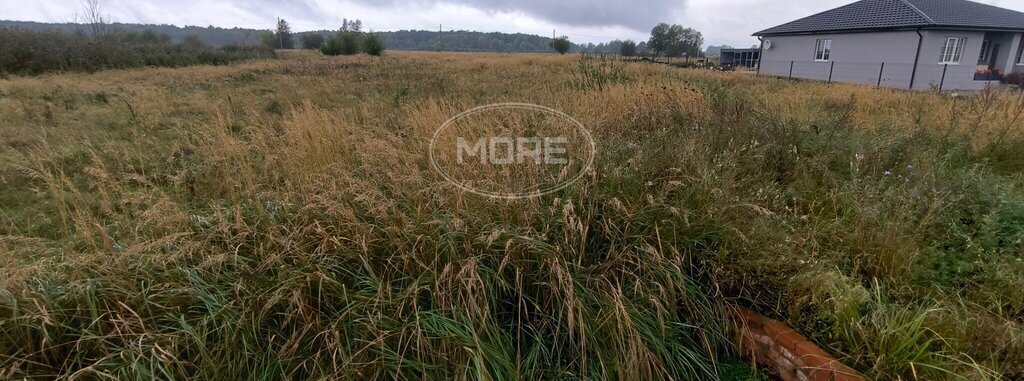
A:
[754, 0, 1024, 90]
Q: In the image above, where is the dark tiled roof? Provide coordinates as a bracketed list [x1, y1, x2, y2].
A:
[905, 0, 1024, 29]
[754, 0, 1024, 36]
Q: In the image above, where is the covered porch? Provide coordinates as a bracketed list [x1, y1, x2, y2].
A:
[974, 31, 1023, 81]
[720, 48, 760, 69]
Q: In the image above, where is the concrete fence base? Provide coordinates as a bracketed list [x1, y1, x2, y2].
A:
[731, 308, 863, 381]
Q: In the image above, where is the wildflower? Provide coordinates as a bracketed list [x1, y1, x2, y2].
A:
[884, 170, 893, 177]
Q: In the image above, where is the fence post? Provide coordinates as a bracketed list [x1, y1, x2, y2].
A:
[789, 61, 794, 79]
[939, 64, 948, 91]
[877, 62, 885, 88]
[828, 61, 835, 83]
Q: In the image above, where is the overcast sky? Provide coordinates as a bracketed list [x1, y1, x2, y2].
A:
[2, 0, 1023, 47]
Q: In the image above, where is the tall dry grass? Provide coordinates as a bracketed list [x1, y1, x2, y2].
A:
[1, 51, 1023, 379]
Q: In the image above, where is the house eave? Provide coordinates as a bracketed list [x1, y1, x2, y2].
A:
[753, 25, 1024, 37]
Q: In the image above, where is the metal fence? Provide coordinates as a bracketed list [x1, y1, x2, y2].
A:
[758, 59, 1003, 91]
[576, 55, 1009, 91]
[579, 52, 717, 66]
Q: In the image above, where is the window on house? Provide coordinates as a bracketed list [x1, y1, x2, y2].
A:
[1018, 44, 1024, 65]
[814, 39, 832, 61]
[939, 36, 966, 64]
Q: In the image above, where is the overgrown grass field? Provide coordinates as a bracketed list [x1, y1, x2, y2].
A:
[1, 51, 1023, 379]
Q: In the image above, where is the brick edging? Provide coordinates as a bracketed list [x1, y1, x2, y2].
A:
[731, 308, 864, 381]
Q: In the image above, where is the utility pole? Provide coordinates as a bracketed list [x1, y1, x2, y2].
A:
[439, 24, 443, 51]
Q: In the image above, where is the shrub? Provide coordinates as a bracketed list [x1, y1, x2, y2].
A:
[362, 33, 384, 56]
[549, 36, 571, 55]
[301, 33, 325, 50]
[570, 56, 630, 90]
[0, 27, 274, 75]
[321, 31, 361, 56]
[619, 40, 637, 57]
[1002, 72, 1024, 87]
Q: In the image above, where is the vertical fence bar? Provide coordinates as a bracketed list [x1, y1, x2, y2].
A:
[828, 61, 835, 83]
[877, 62, 885, 88]
[788, 60, 794, 79]
[939, 64, 948, 91]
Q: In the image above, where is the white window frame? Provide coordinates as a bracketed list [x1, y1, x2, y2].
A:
[939, 36, 966, 65]
[814, 39, 832, 62]
[1017, 44, 1024, 66]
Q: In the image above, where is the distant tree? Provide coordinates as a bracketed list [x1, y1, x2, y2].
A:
[260, 30, 277, 49]
[320, 36, 341, 55]
[0, 27, 274, 75]
[275, 18, 294, 49]
[341, 18, 362, 33]
[79, 0, 110, 37]
[340, 32, 360, 55]
[619, 40, 637, 56]
[648, 23, 703, 57]
[183, 34, 204, 49]
[647, 23, 672, 56]
[549, 36, 570, 55]
[321, 29, 361, 56]
[363, 33, 384, 56]
[301, 33, 325, 50]
[139, 29, 170, 45]
[670, 26, 703, 57]
[1, 22, 570, 53]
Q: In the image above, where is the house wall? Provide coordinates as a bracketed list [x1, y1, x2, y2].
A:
[912, 30, 987, 90]
[758, 30, 1000, 90]
[759, 31, 921, 87]
[1007, 33, 1023, 74]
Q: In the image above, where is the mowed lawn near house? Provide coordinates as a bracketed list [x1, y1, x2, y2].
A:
[1, 50, 1023, 380]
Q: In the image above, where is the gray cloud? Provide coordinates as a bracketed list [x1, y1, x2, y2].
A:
[350, 0, 684, 31]
[230, 0, 328, 22]
[7, 0, 1021, 48]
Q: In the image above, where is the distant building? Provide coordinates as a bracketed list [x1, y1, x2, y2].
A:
[753, 0, 1024, 90]
[720, 48, 760, 68]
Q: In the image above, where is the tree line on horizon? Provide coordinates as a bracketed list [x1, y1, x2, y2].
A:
[0, 19, 733, 57]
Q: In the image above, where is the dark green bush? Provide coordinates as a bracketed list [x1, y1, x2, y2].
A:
[0, 27, 275, 75]
[321, 31, 362, 56]
[1003, 72, 1024, 87]
[300, 33, 325, 50]
[363, 33, 384, 56]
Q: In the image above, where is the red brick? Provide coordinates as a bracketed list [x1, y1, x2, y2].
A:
[729, 308, 865, 381]
[763, 320, 793, 336]
[775, 331, 806, 353]
[794, 340, 832, 360]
